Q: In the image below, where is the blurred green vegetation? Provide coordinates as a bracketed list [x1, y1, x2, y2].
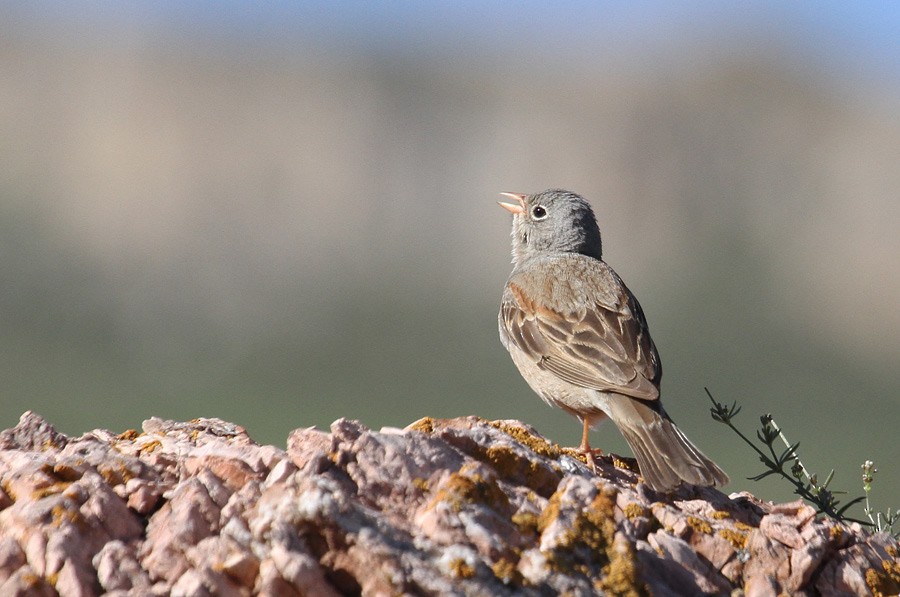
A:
[2, 7, 899, 520]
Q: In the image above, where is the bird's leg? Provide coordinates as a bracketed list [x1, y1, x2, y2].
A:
[578, 418, 601, 473]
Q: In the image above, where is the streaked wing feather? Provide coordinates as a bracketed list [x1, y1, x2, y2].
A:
[502, 280, 660, 401]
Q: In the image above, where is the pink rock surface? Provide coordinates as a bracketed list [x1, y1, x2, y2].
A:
[0, 411, 897, 595]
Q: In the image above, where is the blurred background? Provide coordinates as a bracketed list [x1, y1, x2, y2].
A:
[2, 2, 898, 513]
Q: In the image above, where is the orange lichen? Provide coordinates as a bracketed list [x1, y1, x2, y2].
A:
[32, 482, 71, 500]
[884, 559, 900, 580]
[686, 516, 712, 534]
[572, 492, 617, 552]
[41, 437, 64, 451]
[51, 463, 84, 482]
[448, 558, 476, 579]
[427, 469, 509, 514]
[491, 557, 522, 585]
[560, 446, 589, 466]
[537, 490, 563, 533]
[407, 417, 435, 434]
[117, 429, 140, 441]
[538, 489, 645, 595]
[50, 502, 86, 528]
[139, 439, 162, 454]
[866, 562, 900, 597]
[601, 540, 645, 597]
[488, 421, 561, 459]
[511, 511, 540, 536]
[623, 503, 647, 520]
[0, 479, 14, 501]
[576, 492, 644, 596]
[97, 461, 136, 486]
[718, 528, 748, 550]
[611, 456, 639, 473]
[468, 443, 560, 496]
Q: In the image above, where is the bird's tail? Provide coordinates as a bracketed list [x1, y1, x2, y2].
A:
[607, 397, 729, 492]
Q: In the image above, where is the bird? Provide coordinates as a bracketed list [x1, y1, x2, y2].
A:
[497, 188, 728, 492]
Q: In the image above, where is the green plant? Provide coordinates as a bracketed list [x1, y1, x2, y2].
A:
[862, 460, 899, 536]
[706, 388, 877, 526]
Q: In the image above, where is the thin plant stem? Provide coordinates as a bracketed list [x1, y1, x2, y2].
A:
[705, 388, 870, 526]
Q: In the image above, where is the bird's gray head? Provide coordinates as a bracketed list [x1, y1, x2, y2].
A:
[499, 189, 603, 266]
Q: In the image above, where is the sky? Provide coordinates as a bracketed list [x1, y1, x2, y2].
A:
[7, 1, 900, 87]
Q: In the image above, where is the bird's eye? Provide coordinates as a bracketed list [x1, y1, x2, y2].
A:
[532, 205, 547, 220]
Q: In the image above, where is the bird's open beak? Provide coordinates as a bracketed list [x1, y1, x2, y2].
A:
[498, 192, 526, 215]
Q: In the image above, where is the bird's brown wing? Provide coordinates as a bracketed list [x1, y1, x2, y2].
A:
[501, 275, 661, 402]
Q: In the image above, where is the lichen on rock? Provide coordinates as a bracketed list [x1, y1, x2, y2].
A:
[0, 410, 898, 595]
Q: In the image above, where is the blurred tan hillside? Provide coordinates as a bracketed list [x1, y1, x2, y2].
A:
[1, 22, 899, 510]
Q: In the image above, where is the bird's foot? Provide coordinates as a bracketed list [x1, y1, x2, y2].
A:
[578, 447, 604, 473]
[577, 418, 603, 473]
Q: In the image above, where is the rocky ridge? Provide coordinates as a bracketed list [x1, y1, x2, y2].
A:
[0, 411, 898, 596]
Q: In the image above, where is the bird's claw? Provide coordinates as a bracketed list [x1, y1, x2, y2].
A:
[578, 447, 604, 473]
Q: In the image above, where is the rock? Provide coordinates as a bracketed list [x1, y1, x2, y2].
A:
[0, 564, 57, 596]
[0, 411, 897, 595]
[0, 537, 26, 584]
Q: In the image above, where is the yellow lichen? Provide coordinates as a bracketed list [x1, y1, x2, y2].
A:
[547, 490, 646, 595]
[448, 558, 476, 579]
[41, 437, 64, 451]
[51, 463, 84, 482]
[1, 479, 14, 501]
[97, 461, 136, 487]
[488, 421, 561, 459]
[511, 511, 540, 536]
[428, 469, 509, 514]
[491, 557, 522, 584]
[611, 456, 639, 473]
[51, 503, 86, 528]
[483, 445, 521, 477]
[829, 525, 844, 540]
[117, 429, 140, 441]
[573, 492, 617, 552]
[718, 528, 748, 550]
[139, 439, 162, 454]
[686, 516, 712, 534]
[865, 564, 900, 597]
[622, 503, 646, 520]
[407, 417, 435, 434]
[887, 544, 898, 558]
[734, 521, 754, 532]
[560, 446, 589, 466]
[32, 482, 71, 499]
[412, 477, 429, 492]
[600, 540, 645, 597]
[537, 490, 563, 533]
[545, 492, 615, 570]
[712, 510, 731, 520]
[470, 444, 559, 495]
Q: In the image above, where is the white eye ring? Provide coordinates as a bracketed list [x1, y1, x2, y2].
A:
[531, 205, 548, 220]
